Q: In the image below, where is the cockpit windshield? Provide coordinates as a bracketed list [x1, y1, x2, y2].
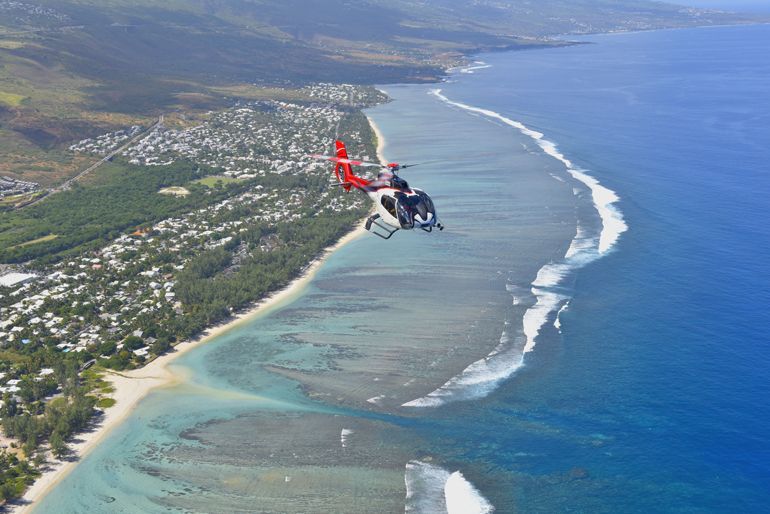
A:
[395, 192, 435, 228]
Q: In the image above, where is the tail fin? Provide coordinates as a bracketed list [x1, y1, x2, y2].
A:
[334, 140, 353, 191]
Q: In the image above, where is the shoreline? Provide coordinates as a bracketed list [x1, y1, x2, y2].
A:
[12, 124, 386, 511]
[366, 114, 388, 165]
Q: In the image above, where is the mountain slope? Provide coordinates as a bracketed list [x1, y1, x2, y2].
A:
[0, 0, 761, 184]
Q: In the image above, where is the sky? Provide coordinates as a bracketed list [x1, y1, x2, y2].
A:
[674, 0, 770, 12]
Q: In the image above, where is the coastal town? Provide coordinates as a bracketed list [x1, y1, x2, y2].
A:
[0, 83, 383, 502]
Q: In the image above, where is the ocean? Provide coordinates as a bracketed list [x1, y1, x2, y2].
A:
[35, 24, 770, 513]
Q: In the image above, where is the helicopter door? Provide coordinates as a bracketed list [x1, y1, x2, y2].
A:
[381, 195, 397, 219]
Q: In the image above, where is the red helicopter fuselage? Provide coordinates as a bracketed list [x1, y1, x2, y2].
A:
[312, 140, 442, 239]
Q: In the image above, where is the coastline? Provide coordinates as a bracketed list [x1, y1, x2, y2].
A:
[367, 114, 388, 165]
[12, 130, 383, 511]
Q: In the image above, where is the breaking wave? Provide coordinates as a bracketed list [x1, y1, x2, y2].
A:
[402, 89, 627, 408]
[458, 61, 492, 74]
[405, 460, 494, 514]
[430, 89, 627, 253]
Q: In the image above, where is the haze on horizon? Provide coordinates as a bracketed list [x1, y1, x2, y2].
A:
[676, 0, 770, 12]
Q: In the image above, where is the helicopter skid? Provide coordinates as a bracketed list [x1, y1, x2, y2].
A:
[365, 214, 399, 240]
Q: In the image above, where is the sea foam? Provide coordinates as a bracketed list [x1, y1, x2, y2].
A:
[340, 428, 353, 448]
[402, 330, 525, 407]
[459, 61, 492, 74]
[449, 61, 493, 75]
[402, 89, 627, 408]
[405, 460, 494, 514]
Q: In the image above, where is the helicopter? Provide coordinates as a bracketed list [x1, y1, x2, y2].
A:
[310, 140, 443, 239]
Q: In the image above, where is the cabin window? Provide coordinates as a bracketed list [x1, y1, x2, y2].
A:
[381, 195, 397, 218]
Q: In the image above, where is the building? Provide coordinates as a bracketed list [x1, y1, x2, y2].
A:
[0, 272, 37, 288]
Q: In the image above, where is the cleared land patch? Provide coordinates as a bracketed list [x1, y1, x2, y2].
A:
[159, 186, 190, 197]
[0, 41, 25, 49]
[0, 191, 45, 208]
[11, 233, 59, 249]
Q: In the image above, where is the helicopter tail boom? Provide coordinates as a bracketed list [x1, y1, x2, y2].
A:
[331, 140, 372, 192]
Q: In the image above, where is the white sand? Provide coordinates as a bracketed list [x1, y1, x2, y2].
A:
[367, 115, 388, 165]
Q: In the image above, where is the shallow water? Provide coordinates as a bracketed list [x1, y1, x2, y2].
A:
[37, 24, 770, 513]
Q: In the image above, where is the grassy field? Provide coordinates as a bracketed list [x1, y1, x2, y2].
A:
[0, 194, 26, 207]
[10, 233, 59, 249]
[0, 46, 152, 186]
[194, 176, 243, 188]
[0, 91, 27, 107]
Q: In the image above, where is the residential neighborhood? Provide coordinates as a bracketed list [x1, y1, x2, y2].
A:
[0, 84, 381, 476]
[0, 177, 40, 199]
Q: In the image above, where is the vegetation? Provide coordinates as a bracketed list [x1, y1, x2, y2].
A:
[173, 210, 366, 339]
[95, 398, 116, 409]
[9, 234, 59, 249]
[0, 451, 38, 503]
[0, 359, 96, 501]
[0, 160, 223, 263]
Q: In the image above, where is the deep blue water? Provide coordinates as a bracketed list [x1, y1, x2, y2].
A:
[36, 25, 770, 513]
[427, 24, 770, 511]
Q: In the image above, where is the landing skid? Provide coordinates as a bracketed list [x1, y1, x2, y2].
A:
[365, 214, 399, 240]
[421, 222, 444, 233]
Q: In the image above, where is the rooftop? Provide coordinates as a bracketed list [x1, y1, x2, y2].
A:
[0, 272, 37, 288]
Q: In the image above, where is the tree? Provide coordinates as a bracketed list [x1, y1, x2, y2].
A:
[49, 432, 67, 459]
[151, 338, 171, 355]
[99, 340, 117, 356]
[123, 336, 144, 351]
[33, 452, 46, 468]
[0, 395, 18, 417]
[23, 434, 37, 457]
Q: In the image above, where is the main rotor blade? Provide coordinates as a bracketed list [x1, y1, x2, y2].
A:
[307, 154, 383, 168]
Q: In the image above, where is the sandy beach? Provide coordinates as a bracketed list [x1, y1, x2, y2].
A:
[13, 221, 368, 514]
[367, 115, 388, 164]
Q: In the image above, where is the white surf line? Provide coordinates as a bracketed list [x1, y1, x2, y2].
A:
[554, 302, 570, 332]
[402, 329, 524, 408]
[340, 428, 353, 448]
[405, 460, 495, 514]
[431, 88, 627, 253]
[401, 89, 627, 408]
[459, 61, 492, 74]
[448, 61, 493, 75]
